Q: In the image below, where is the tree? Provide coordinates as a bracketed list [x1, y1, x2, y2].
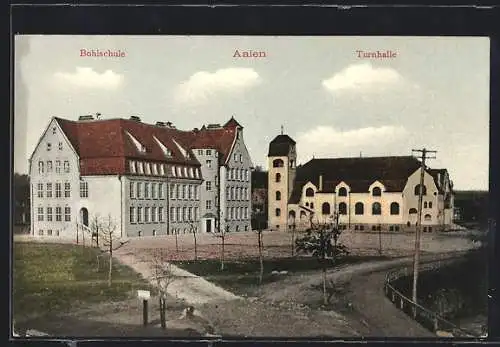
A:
[92, 214, 129, 287]
[150, 249, 176, 329]
[295, 213, 349, 305]
[188, 220, 198, 261]
[213, 213, 228, 271]
[13, 173, 30, 226]
[252, 209, 266, 285]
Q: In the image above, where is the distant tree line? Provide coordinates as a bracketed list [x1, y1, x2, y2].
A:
[453, 191, 489, 229]
[14, 173, 30, 225]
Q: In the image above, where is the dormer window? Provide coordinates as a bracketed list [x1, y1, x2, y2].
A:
[171, 166, 176, 177]
[129, 161, 136, 174]
[305, 188, 314, 197]
[159, 164, 165, 176]
[338, 187, 347, 196]
[206, 149, 212, 155]
[372, 187, 382, 196]
[189, 168, 194, 178]
[125, 131, 147, 154]
[145, 163, 151, 175]
[152, 164, 158, 175]
[153, 136, 173, 158]
[138, 162, 144, 174]
[184, 167, 188, 177]
[177, 167, 182, 177]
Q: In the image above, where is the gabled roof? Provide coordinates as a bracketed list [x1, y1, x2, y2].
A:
[54, 116, 240, 175]
[268, 134, 296, 157]
[289, 156, 423, 203]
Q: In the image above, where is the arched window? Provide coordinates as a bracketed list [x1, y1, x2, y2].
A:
[372, 202, 382, 215]
[372, 187, 382, 196]
[273, 159, 284, 168]
[275, 208, 281, 217]
[414, 184, 427, 196]
[322, 202, 330, 215]
[276, 191, 281, 201]
[338, 187, 347, 196]
[275, 173, 281, 182]
[424, 214, 432, 221]
[390, 202, 400, 215]
[355, 202, 364, 215]
[305, 202, 309, 207]
[300, 211, 307, 219]
[339, 202, 347, 215]
[305, 188, 314, 197]
[289, 211, 296, 220]
[409, 208, 418, 214]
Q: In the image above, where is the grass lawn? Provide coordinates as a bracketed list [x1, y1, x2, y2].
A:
[174, 255, 391, 295]
[13, 242, 153, 322]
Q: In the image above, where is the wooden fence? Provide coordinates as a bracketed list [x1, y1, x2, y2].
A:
[384, 262, 479, 338]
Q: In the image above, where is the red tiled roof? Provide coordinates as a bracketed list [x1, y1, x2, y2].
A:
[55, 117, 239, 175]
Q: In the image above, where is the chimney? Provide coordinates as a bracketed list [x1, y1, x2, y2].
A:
[130, 116, 141, 122]
[156, 121, 166, 127]
[319, 175, 323, 191]
[78, 115, 94, 121]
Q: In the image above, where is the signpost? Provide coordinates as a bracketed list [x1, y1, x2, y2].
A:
[137, 290, 151, 326]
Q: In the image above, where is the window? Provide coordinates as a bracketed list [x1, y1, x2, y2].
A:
[390, 202, 400, 215]
[245, 207, 249, 219]
[170, 207, 175, 222]
[206, 181, 212, 191]
[145, 163, 151, 175]
[55, 183, 62, 198]
[322, 202, 330, 215]
[230, 207, 234, 219]
[47, 207, 53, 221]
[63, 161, 70, 173]
[58, 142, 63, 150]
[184, 167, 188, 177]
[206, 149, 211, 155]
[372, 202, 382, 215]
[276, 208, 281, 217]
[188, 185, 193, 199]
[338, 187, 347, 196]
[38, 161, 44, 174]
[424, 214, 432, 221]
[130, 161, 136, 174]
[188, 207, 192, 221]
[276, 173, 281, 182]
[170, 184, 176, 199]
[206, 160, 212, 168]
[55, 207, 62, 221]
[176, 185, 180, 199]
[138, 162, 144, 174]
[276, 191, 281, 200]
[305, 188, 315, 197]
[137, 182, 143, 199]
[47, 229, 53, 236]
[158, 183, 164, 199]
[226, 170, 229, 180]
[428, 201, 433, 208]
[158, 207, 164, 222]
[152, 206, 157, 222]
[182, 185, 187, 199]
[38, 230, 44, 236]
[47, 143, 52, 151]
[64, 207, 71, 221]
[409, 208, 418, 214]
[339, 202, 347, 215]
[37, 183, 44, 198]
[160, 164, 165, 176]
[245, 170, 249, 181]
[234, 154, 238, 161]
[310, 202, 314, 209]
[414, 184, 427, 196]
[239, 154, 242, 162]
[273, 159, 284, 168]
[355, 202, 364, 215]
[176, 207, 181, 222]
[129, 182, 135, 198]
[372, 187, 382, 196]
[64, 182, 71, 197]
[130, 207, 136, 223]
[194, 186, 198, 200]
[206, 200, 212, 209]
[145, 207, 150, 223]
[152, 183, 157, 199]
[231, 187, 235, 200]
[46, 183, 53, 198]
[182, 207, 187, 221]
[47, 161, 53, 173]
[152, 164, 158, 176]
[37, 206, 44, 221]
[424, 202, 428, 208]
[137, 207, 143, 223]
[171, 166, 176, 177]
[55, 160, 61, 173]
[226, 187, 230, 200]
[194, 207, 199, 221]
[144, 183, 150, 199]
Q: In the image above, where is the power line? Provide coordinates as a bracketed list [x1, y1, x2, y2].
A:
[411, 147, 437, 318]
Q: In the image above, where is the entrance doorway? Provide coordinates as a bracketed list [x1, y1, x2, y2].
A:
[80, 208, 89, 227]
[206, 219, 212, 233]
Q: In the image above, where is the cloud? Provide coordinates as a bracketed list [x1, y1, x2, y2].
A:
[54, 67, 123, 89]
[296, 125, 409, 163]
[322, 63, 404, 93]
[175, 67, 261, 104]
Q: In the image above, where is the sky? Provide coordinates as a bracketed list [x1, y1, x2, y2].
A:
[14, 35, 490, 190]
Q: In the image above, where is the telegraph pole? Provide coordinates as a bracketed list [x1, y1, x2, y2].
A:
[411, 148, 436, 317]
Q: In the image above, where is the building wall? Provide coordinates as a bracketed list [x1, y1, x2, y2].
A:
[30, 118, 81, 239]
[192, 147, 218, 233]
[402, 169, 440, 227]
[268, 155, 291, 230]
[222, 131, 252, 232]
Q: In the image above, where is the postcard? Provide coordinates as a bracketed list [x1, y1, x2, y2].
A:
[12, 35, 489, 339]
